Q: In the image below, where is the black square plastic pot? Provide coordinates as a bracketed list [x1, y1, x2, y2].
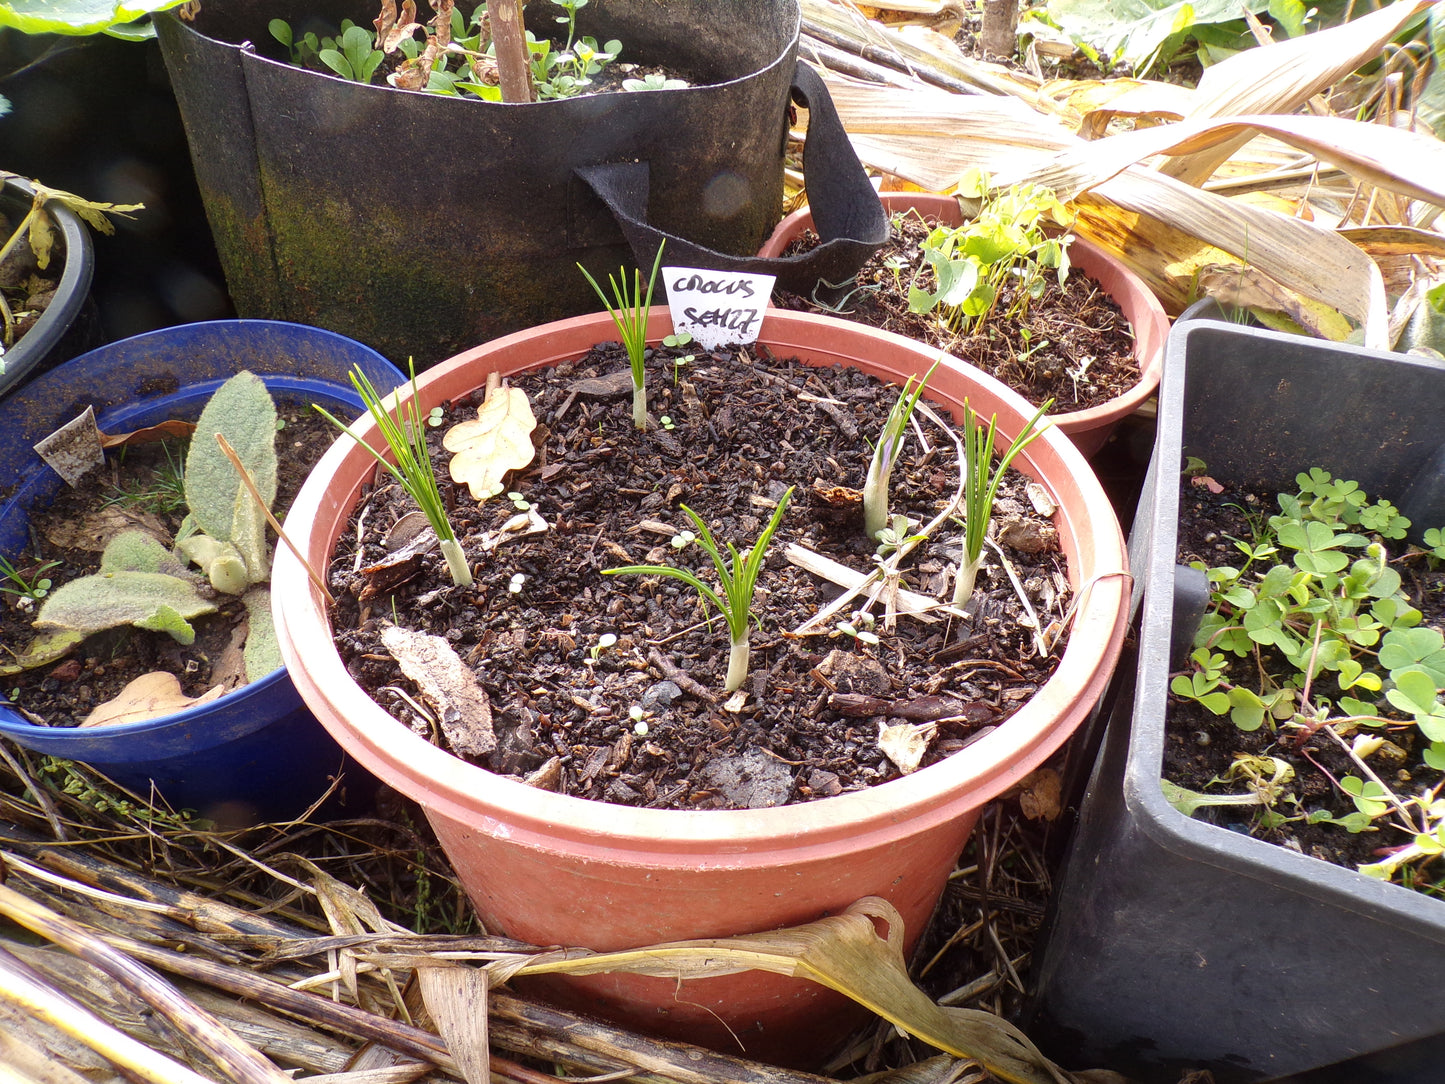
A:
[1024, 312, 1445, 1083]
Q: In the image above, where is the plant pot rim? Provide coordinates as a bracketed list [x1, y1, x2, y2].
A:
[273, 308, 1128, 860]
[758, 191, 1168, 454]
[159, 0, 801, 105]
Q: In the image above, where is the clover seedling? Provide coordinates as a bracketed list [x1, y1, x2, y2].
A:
[605, 488, 794, 693]
[579, 239, 666, 430]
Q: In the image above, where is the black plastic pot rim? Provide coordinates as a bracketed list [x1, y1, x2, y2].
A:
[1126, 316, 1445, 944]
[0, 177, 94, 394]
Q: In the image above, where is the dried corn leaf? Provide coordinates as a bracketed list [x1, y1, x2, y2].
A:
[1188, 0, 1433, 117]
[416, 966, 489, 1084]
[442, 386, 536, 501]
[1016, 113, 1445, 208]
[826, 74, 1389, 338]
[1170, 0, 1437, 185]
[494, 897, 1075, 1084]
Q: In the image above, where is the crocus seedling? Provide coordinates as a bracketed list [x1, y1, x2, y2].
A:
[951, 398, 1051, 609]
[863, 360, 939, 541]
[315, 363, 473, 588]
[605, 488, 794, 693]
[578, 239, 666, 430]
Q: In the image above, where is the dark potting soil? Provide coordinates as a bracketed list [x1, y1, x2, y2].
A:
[329, 341, 1074, 811]
[0, 408, 339, 727]
[1164, 476, 1445, 894]
[772, 211, 1139, 415]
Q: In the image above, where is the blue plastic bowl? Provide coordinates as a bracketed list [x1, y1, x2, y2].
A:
[0, 320, 403, 823]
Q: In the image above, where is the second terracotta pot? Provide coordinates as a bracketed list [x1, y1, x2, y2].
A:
[271, 309, 1129, 1065]
[757, 191, 1169, 457]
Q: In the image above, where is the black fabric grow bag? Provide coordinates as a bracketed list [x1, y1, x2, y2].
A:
[155, 0, 884, 365]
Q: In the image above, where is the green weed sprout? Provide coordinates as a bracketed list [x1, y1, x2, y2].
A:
[863, 359, 939, 541]
[908, 170, 1072, 337]
[315, 364, 473, 589]
[0, 554, 58, 604]
[951, 399, 1052, 609]
[578, 239, 666, 430]
[605, 487, 794, 693]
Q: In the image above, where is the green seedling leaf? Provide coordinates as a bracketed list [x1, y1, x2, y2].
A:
[1339, 776, 1391, 818]
[1276, 518, 1353, 575]
[1380, 627, 1445, 686]
[186, 371, 278, 586]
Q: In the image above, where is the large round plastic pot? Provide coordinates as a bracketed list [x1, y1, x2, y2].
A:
[0, 320, 404, 824]
[757, 192, 1169, 458]
[1025, 317, 1445, 1083]
[153, 0, 885, 368]
[271, 308, 1129, 1065]
[0, 177, 96, 399]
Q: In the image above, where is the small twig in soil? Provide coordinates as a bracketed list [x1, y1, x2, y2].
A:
[646, 648, 718, 705]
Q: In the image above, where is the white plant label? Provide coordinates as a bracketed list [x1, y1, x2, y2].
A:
[663, 266, 774, 350]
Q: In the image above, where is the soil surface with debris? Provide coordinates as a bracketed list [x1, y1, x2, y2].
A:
[771, 211, 1139, 415]
[0, 407, 339, 727]
[330, 340, 1073, 811]
[1163, 476, 1445, 894]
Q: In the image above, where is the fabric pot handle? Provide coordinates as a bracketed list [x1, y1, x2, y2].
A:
[576, 63, 888, 296]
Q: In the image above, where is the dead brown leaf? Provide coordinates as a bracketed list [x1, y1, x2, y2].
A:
[442, 386, 537, 501]
[380, 624, 496, 756]
[80, 672, 226, 727]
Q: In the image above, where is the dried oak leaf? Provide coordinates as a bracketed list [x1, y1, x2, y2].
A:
[81, 671, 225, 727]
[443, 386, 537, 501]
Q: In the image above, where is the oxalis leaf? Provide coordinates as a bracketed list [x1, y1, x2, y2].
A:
[443, 385, 537, 501]
[488, 897, 1075, 1084]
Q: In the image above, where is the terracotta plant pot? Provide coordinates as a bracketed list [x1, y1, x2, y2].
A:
[271, 309, 1129, 1065]
[757, 192, 1170, 457]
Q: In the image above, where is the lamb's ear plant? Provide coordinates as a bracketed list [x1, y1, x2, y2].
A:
[578, 239, 665, 430]
[863, 359, 939, 541]
[32, 371, 285, 680]
[314, 363, 473, 588]
[604, 487, 794, 693]
[951, 398, 1053, 609]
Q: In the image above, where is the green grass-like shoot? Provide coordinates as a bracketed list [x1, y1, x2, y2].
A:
[604, 487, 794, 693]
[951, 398, 1052, 609]
[578, 239, 666, 430]
[863, 359, 939, 541]
[315, 363, 473, 589]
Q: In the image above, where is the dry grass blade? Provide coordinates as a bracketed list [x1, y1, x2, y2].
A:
[0, 881, 295, 1084]
[0, 944, 215, 1084]
[495, 897, 1076, 1084]
[416, 965, 489, 1084]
